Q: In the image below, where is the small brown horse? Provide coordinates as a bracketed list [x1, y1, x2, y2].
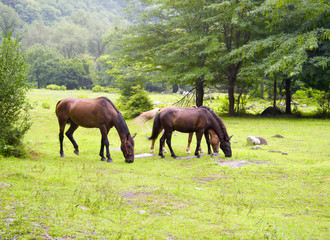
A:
[134, 106, 220, 154]
[56, 97, 135, 163]
[148, 106, 232, 158]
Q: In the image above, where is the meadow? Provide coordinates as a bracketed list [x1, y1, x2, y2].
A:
[0, 89, 329, 239]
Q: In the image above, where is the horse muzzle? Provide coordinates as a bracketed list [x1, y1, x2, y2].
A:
[125, 157, 134, 163]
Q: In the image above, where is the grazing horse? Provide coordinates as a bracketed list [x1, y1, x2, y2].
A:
[148, 106, 232, 158]
[133, 106, 220, 154]
[55, 97, 135, 163]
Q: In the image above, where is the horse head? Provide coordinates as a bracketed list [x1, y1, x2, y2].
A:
[121, 133, 136, 163]
[220, 136, 232, 157]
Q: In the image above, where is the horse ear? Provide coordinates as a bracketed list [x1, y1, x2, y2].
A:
[132, 133, 137, 139]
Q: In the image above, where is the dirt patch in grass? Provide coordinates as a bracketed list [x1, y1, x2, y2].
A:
[215, 160, 268, 169]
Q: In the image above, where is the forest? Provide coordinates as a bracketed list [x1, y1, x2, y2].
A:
[0, 0, 329, 115]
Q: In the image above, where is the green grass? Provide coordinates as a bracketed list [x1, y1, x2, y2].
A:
[0, 89, 329, 239]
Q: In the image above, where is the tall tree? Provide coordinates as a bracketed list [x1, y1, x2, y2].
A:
[112, 0, 261, 111]
[0, 3, 21, 38]
[26, 44, 63, 88]
[50, 22, 88, 58]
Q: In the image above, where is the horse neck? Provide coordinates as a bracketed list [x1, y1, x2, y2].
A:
[214, 115, 230, 141]
[209, 116, 226, 142]
[113, 112, 130, 141]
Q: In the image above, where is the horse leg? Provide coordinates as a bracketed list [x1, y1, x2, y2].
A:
[195, 130, 204, 158]
[159, 132, 166, 158]
[100, 127, 112, 163]
[164, 130, 177, 159]
[150, 138, 155, 153]
[204, 131, 212, 155]
[58, 120, 66, 158]
[186, 132, 193, 154]
[65, 123, 79, 155]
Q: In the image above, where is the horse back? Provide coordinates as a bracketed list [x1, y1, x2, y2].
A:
[160, 107, 210, 132]
[56, 97, 116, 128]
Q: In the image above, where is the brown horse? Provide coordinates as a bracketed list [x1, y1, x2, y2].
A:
[148, 106, 232, 158]
[134, 106, 220, 154]
[56, 97, 135, 163]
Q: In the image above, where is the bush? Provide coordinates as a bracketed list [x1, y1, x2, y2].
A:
[92, 85, 119, 93]
[118, 85, 153, 119]
[41, 102, 51, 109]
[0, 32, 32, 157]
[46, 84, 66, 90]
[92, 85, 104, 92]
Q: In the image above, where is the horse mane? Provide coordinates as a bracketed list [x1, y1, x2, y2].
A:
[99, 97, 131, 136]
[200, 106, 230, 141]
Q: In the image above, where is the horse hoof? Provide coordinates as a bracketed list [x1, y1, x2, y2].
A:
[60, 154, 65, 158]
[74, 150, 79, 155]
[161, 155, 166, 159]
[107, 159, 113, 163]
[196, 155, 201, 158]
[101, 157, 107, 161]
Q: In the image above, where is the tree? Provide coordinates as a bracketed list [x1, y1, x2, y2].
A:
[230, 0, 330, 114]
[47, 58, 94, 90]
[0, 31, 32, 157]
[0, 3, 22, 38]
[26, 44, 63, 88]
[50, 22, 88, 59]
[112, 0, 261, 112]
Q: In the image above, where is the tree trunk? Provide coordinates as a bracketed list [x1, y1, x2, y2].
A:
[172, 84, 179, 93]
[260, 80, 264, 99]
[285, 78, 292, 114]
[195, 76, 205, 107]
[273, 77, 277, 110]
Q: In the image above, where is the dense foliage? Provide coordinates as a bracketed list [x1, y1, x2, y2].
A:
[111, 0, 329, 115]
[0, 32, 32, 157]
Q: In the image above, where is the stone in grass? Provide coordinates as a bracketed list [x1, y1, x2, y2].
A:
[247, 136, 268, 145]
[272, 134, 284, 138]
[251, 145, 262, 150]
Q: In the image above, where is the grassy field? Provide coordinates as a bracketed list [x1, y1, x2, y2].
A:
[0, 89, 329, 239]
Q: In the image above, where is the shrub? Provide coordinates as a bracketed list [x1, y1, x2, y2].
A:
[0, 32, 32, 157]
[118, 85, 153, 119]
[41, 102, 51, 109]
[46, 84, 62, 90]
[92, 85, 104, 92]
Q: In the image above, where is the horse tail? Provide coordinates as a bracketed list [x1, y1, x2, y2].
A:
[55, 100, 62, 113]
[133, 108, 160, 123]
[148, 112, 162, 140]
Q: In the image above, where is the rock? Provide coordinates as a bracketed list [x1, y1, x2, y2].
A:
[247, 136, 260, 144]
[247, 136, 268, 145]
[261, 106, 282, 116]
[251, 145, 261, 150]
[301, 104, 308, 108]
[256, 137, 268, 145]
[153, 100, 162, 106]
[272, 134, 284, 138]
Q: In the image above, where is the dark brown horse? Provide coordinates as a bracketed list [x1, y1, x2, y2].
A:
[148, 106, 232, 158]
[134, 106, 220, 154]
[56, 97, 135, 163]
